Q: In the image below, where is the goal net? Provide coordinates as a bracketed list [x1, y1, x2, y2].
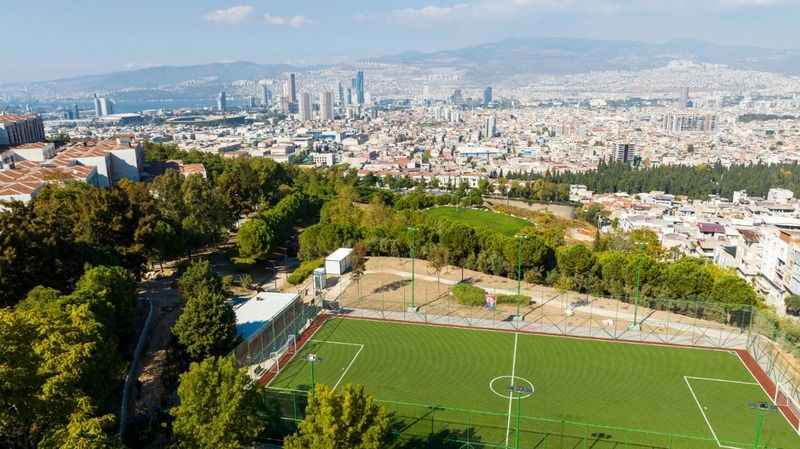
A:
[264, 334, 298, 379]
[774, 382, 800, 434]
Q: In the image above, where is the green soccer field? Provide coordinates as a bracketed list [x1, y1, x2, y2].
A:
[268, 318, 799, 449]
[421, 206, 532, 236]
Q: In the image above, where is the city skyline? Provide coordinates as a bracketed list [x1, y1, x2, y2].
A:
[4, 0, 800, 83]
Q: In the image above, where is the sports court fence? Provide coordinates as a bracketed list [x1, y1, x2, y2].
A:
[260, 387, 761, 449]
[323, 283, 800, 435]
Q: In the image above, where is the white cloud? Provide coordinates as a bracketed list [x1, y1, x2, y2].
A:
[203, 5, 254, 24]
[264, 14, 312, 28]
[391, 0, 784, 21]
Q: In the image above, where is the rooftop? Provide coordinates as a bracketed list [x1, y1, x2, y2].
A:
[232, 292, 299, 343]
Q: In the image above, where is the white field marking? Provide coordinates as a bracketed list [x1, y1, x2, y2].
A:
[303, 339, 365, 391]
[332, 343, 364, 391]
[505, 332, 520, 447]
[683, 376, 746, 449]
[685, 376, 759, 386]
[489, 375, 535, 400]
[309, 339, 364, 347]
[733, 350, 798, 433]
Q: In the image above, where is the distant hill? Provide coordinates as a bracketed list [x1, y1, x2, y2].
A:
[0, 61, 301, 99]
[372, 37, 800, 80]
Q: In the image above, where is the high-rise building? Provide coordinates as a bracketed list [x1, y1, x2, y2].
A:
[346, 88, 353, 106]
[320, 91, 334, 121]
[0, 114, 46, 147]
[450, 89, 464, 105]
[93, 94, 114, 117]
[248, 96, 257, 109]
[279, 96, 291, 114]
[338, 82, 345, 106]
[298, 92, 312, 121]
[483, 87, 493, 106]
[217, 91, 227, 112]
[679, 87, 690, 109]
[353, 71, 365, 105]
[613, 143, 638, 165]
[484, 115, 497, 139]
[422, 85, 431, 100]
[289, 73, 298, 105]
[73, 104, 80, 119]
[260, 84, 271, 107]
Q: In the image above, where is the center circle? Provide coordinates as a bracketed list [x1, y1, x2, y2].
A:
[489, 375, 535, 400]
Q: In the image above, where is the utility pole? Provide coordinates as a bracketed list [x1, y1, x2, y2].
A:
[632, 243, 644, 330]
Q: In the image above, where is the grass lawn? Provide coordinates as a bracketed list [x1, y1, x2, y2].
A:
[422, 207, 532, 236]
[268, 318, 798, 449]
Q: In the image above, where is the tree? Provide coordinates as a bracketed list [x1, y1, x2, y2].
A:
[786, 295, 800, 316]
[39, 400, 123, 449]
[172, 288, 238, 361]
[427, 245, 449, 291]
[351, 243, 367, 299]
[237, 218, 274, 261]
[284, 384, 389, 449]
[171, 357, 265, 449]
[177, 260, 224, 300]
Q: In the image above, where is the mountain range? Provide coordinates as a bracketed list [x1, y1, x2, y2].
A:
[4, 37, 800, 100]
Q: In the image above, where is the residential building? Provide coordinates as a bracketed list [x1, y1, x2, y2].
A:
[0, 114, 46, 147]
[299, 93, 312, 121]
[320, 91, 334, 121]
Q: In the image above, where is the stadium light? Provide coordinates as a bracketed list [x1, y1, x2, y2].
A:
[631, 242, 644, 330]
[408, 226, 418, 311]
[307, 353, 322, 397]
[748, 401, 777, 449]
[514, 234, 528, 321]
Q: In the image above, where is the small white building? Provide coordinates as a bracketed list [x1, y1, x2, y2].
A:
[325, 247, 353, 276]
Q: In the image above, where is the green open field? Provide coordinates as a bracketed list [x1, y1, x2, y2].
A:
[268, 318, 799, 449]
[422, 207, 531, 236]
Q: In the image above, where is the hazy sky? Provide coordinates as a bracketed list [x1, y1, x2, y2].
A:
[4, 0, 800, 83]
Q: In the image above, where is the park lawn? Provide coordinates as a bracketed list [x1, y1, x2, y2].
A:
[422, 206, 532, 236]
[268, 318, 799, 449]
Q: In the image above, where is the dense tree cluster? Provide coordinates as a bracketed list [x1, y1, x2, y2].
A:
[1, 266, 135, 449]
[520, 160, 800, 200]
[237, 193, 316, 262]
[299, 189, 763, 308]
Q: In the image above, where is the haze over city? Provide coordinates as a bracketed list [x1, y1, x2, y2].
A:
[2, 2, 800, 449]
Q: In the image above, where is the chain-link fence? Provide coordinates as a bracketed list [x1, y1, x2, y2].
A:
[260, 388, 739, 449]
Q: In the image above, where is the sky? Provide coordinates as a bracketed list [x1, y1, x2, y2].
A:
[4, 0, 800, 83]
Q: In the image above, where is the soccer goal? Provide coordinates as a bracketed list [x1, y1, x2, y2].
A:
[264, 334, 298, 378]
[774, 382, 800, 435]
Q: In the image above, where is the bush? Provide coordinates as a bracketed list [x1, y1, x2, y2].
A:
[497, 294, 528, 305]
[452, 283, 487, 306]
[287, 258, 324, 285]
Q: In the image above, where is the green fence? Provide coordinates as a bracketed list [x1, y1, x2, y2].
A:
[261, 388, 739, 449]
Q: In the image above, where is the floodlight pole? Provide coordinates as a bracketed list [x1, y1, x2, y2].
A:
[408, 226, 417, 309]
[632, 243, 644, 329]
[515, 388, 522, 449]
[307, 354, 319, 398]
[515, 234, 527, 319]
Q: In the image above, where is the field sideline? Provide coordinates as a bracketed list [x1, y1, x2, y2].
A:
[268, 316, 799, 449]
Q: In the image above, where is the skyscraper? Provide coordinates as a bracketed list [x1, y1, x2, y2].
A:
[298, 92, 312, 121]
[289, 73, 298, 105]
[93, 94, 102, 117]
[353, 71, 365, 105]
[679, 87, 689, 109]
[484, 115, 497, 139]
[320, 91, 334, 121]
[260, 84, 271, 107]
[346, 88, 353, 106]
[248, 96, 257, 109]
[338, 82, 345, 106]
[217, 91, 227, 112]
[73, 104, 80, 119]
[483, 87, 493, 106]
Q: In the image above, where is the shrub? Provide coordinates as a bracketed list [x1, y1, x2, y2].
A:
[287, 258, 324, 285]
[497, 294, 528, 305]
[452, 283, 487, 306]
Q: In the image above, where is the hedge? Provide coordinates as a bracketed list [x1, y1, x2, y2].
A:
[287, 258, 324, 285]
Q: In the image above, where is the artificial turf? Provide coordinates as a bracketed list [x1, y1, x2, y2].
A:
[422, 207, 532, 236]
[268, 317, 799, 449]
